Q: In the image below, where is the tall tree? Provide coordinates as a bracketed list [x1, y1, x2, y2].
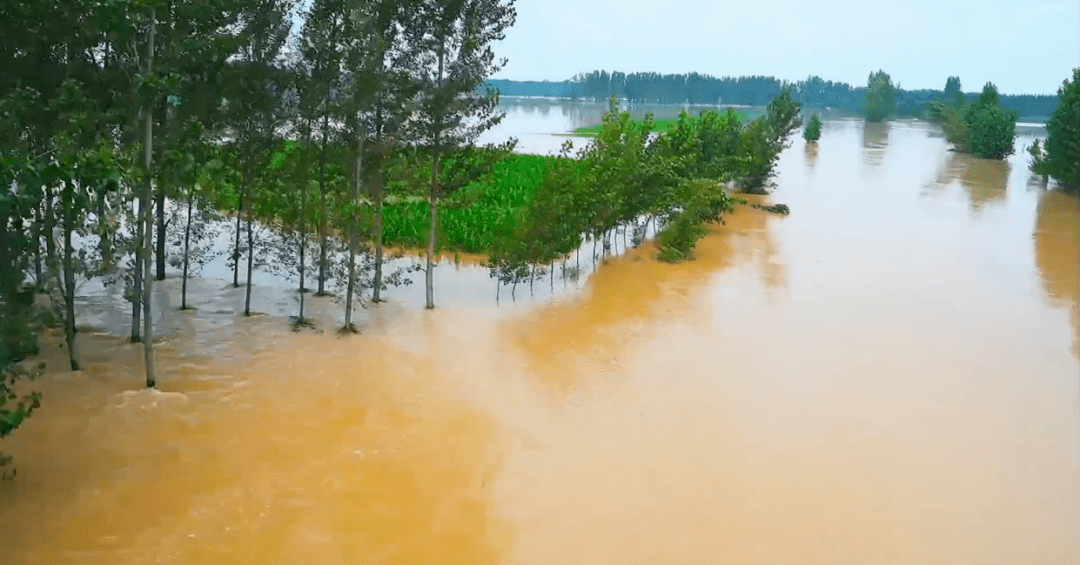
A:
[334, 0, 414, 321]
[141, 4, 158, 387]
[223, 0, 296, 316]
[407, 0, 517, 309]
[944, 76, 963, 105]
[864, 70, 896, 122]
[297, 0, 349, 296]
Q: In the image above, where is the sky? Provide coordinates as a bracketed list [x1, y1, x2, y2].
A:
[489, 0, 1079, 95]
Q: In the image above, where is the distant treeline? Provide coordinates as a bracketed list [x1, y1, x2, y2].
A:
[485, 71, 1058, 120]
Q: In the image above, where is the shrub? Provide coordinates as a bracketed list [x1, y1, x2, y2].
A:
[967, 103, 1017, 159]
[937, 82, 1018, 160]
[803, 113, 822, 142]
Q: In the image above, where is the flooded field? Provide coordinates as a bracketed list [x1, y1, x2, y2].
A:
[0, 107, 1077, 563]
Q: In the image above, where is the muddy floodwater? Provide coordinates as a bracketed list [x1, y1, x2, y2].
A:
[1, 110, 1078, 563]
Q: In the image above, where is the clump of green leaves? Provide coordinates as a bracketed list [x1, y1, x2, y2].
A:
[1030, 68, 1079, 191]
[1, 362, 43, 480]
[932, 81, 1018, 160]
[656, 210, 708, 262]
[655, 178, 737, 262]
[803, 113, 822, 142]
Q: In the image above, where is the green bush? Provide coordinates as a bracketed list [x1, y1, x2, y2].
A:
[967, 104, 1017, 159]
[655, 178, 736, 262]
[936, 82, 1018, 160]
[803, 113, 822, 142]
[656, 209, 709, 262]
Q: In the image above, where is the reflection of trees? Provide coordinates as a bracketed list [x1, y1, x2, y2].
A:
[1027, 171, 1049, 191]
[1033, 190, 1079, 358]
[861, 121, 889, 166]
[933, 151, 1009, 213]
[503, 202, 787, 400]
[804, 142, 818, 171]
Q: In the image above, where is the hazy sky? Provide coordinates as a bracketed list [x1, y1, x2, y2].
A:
[490, 0, 1079, 94]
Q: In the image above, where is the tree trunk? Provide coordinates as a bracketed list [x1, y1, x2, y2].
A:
[344, 136, 362, 329]
[155, 178, 166, 280]
[181, 194, 192, 310]
[98, 191, 113, 273]
[131, 194, 143, 342]
[62, 183, 78, 371]
[426, 155, 439, 310]
[372, 110, 385, 303]
[425, 40, 445, 311]
[232, 190, 242, 287]
[317, 113, 329, 295]
[44, 188, 56, 274]
[244, 178, 254, 316]
[33, 206, 42, 287]
[142, 5, 157, 388]
[372, 172, 384, 303]
[298, 139, 309, 321]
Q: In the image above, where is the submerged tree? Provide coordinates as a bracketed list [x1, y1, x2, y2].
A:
[966, 83, 1018, 160]
[803, 112, 822, 142]
[864, 70, 896, 122]
[1030, 68, 1079, 191]
[223, 0, 296, 316]
[407, 0, 517, 309]
[936, 82, 1018, 160]
[736, 86, 802, 194]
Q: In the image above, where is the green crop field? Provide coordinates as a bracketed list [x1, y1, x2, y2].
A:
[380, 153, 555, 253]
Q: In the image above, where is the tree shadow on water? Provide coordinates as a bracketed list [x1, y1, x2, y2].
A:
[1033, 189, 1080, 358]
[929, 151, 1010, 214]
[804, 142, 818, 172]
[861, 121, 890, 167]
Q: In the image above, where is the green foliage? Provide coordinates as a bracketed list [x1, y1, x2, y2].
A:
[864, 70, 897, 122]
[490, 89, 768, 270]
[765, 86, 803, 141]
[803, 113, 822, 142]
[1032, 68, 1079, 190]
[935, 81, 1018, 160]
[656, 209, 708, 262]
[1, 361, 43, 480]
[655, 178, 737, 262]
[967, 103, 1017, 160]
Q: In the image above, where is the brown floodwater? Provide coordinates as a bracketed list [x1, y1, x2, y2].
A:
[1, 117, 1077, 564]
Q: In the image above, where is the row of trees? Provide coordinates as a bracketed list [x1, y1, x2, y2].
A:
[1, 0, 517, 475]
[486, 72, 1059, 119]
[487, 89, 802, 285]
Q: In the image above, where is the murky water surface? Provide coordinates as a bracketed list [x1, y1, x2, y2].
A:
[1, 107, 1077, 564]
